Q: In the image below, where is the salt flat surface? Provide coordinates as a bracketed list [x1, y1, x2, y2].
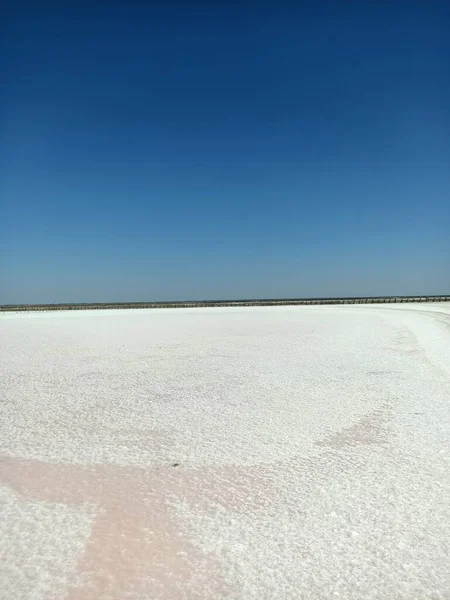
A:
[1, 303, 450, 599]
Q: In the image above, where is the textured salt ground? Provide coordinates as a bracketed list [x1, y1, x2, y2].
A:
[1, 304, 450, 599]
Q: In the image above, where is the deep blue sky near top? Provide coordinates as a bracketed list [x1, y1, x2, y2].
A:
[1, 2, 449, 303]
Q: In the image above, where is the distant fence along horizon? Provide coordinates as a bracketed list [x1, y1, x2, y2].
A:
[1, 295, 450, 312]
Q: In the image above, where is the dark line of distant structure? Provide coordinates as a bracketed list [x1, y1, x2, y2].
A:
[1, 295, 449, 312]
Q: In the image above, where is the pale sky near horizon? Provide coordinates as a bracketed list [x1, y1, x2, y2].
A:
[1, 2, 449, 303]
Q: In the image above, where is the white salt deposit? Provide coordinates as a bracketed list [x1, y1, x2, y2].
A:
[1, 303, 450, 598]
[0, 486, 95, 600]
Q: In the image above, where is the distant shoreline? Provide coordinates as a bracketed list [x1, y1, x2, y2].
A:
[1, 295, 449, 312]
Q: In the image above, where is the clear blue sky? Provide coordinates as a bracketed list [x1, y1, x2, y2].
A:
[1, 2, 449, 303]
